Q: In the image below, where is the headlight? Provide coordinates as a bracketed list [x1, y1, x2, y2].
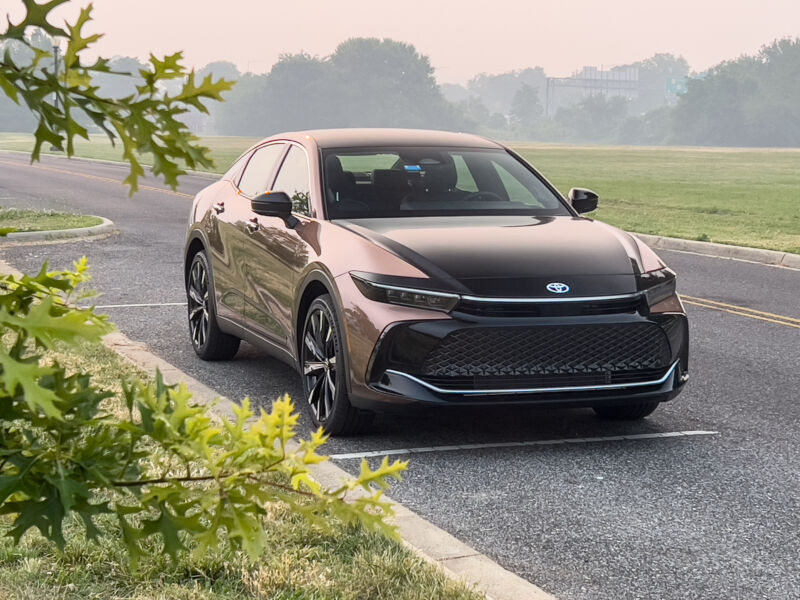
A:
[640, 268, 677, 307]
[351, 274, 459, 312]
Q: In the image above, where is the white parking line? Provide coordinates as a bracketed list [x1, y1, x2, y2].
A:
[85, 302, 187, 309]
[329, 430, 719, 460]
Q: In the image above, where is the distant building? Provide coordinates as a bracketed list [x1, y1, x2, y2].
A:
[544, 66, 639, 117]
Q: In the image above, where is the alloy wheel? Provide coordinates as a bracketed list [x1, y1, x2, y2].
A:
[303, 307, 337, 422]
[187, 258, 210, 349]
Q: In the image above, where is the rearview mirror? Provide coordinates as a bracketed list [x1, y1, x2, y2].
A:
[251, 192, 298, 228]
[568, 188, 599, 214]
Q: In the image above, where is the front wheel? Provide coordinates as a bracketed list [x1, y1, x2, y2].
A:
[593, 401, 660, 420]
[301, 294, 373, 435]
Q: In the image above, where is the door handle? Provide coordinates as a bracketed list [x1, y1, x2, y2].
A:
[246, 217, 259, 233]
[212, 202, 225, 214]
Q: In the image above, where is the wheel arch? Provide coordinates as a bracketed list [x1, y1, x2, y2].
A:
[184, 231, 208, 285]
[294, 267, 348, 364]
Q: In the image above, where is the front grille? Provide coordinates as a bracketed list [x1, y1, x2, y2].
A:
[420, 323, 670, 380]
[454, 296, 643, 318]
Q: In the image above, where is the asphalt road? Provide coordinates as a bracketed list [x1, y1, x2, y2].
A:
[1, 151, 798, 600]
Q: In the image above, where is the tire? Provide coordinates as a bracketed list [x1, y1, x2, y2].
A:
[301, 294, 374, 435]
[186, 251, 240, 361]
[593, 401, 660, 420]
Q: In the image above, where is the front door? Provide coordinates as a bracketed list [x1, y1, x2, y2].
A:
[245, 144, 314, 349]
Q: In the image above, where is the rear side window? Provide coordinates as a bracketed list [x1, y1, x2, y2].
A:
[273, 146, 312, 216]
[238, 144, 286, 197]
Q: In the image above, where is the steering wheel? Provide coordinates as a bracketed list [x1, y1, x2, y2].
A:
[460, 190, 505, 202]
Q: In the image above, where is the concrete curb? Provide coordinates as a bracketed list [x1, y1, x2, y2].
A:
[2, 216, 115, 242]
[634, 232, 800, 269]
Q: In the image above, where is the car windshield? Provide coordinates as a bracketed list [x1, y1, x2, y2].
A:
[322, 147, 571, 219]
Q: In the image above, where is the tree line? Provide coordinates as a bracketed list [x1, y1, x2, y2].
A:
[2, 35, 799, 148]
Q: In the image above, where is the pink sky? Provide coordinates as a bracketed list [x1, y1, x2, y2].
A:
[8, 0, 800, 82]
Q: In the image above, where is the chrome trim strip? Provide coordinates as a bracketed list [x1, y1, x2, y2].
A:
[459, 292, 643, 304]
[385, 361, 678, 396]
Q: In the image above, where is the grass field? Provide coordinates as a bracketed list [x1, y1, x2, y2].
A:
[1, 133, 798, 254]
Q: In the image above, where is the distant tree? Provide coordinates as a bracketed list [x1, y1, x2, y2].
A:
[468, 67, 546, 115]
[555, 94, 628, 142]
[214, 38, 466, 135]
[197, 60, 241, 82]
[671, 38, 800, 147]
[510, 83, 543, 139]
[615, 53, 690, 114]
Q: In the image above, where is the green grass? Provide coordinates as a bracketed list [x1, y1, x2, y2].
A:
[1, 133, 798, 254]
[514, 143, 800, 255]
[0, 207, 102, 232]
[0, 337, 482, 600]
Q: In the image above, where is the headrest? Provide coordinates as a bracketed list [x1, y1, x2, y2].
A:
[372, 169, 409, 190]
[423, 161, 457, 192]
[325, 155, 346, 190]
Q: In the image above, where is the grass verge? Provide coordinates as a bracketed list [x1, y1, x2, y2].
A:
[2, 132, 797, 254]
[0, 207, 103, 232]
[0, 337, 482, 600]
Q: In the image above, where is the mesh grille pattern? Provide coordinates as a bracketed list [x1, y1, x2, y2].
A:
[421, 323, 670, 378]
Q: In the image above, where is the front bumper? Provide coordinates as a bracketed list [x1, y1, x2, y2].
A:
[335, 273, 689, 411]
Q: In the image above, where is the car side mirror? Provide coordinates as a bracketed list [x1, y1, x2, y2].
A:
[568, 188, 599, 214]
[251, 191, 299, 228]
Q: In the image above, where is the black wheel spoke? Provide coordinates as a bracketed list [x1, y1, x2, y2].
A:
[303, 305, 339, 424]
[187, 257, 210, 350]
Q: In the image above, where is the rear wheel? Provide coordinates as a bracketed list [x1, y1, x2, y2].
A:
[301, 294, 373, 435]
[187, 251, 240, 360]
[593, 401, 660, 420]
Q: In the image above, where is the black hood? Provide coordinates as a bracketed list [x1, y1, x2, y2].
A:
[335, 215, 646, 297]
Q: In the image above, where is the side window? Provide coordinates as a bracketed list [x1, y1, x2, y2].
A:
[273, 146, 311, 216]
[238, 144, 286, 197]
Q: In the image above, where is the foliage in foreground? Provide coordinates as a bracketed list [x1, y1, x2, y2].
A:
[0, 260, 407, 567]
[0, 0, 234, 192]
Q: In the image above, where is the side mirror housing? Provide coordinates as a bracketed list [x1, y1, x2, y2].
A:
[251, 191, 299, 228]
[568, 188, 599, 214]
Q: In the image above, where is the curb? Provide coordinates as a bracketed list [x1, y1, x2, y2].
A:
[2, 216, 115, 242]
[634, 232, 800, 269]
[0, 257, 556, 600]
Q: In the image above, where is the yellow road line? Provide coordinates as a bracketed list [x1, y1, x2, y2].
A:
[0, 159, 193, 198]
[683, 297, 800, 329]
[682, 295, 800, 324]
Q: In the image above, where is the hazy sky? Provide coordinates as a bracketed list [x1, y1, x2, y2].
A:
[11, 0, 800, 82]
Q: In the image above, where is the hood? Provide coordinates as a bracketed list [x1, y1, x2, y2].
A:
[334, 215, 646, 297]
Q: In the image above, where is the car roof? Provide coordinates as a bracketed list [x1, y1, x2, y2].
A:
[272, 128, 503, 150]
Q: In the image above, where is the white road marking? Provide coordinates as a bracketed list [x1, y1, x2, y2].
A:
[85, 302, 187, 309]
[329, 430, 719, 460]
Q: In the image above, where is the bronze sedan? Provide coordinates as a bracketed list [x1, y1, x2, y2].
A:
[184, 129, 689, 435]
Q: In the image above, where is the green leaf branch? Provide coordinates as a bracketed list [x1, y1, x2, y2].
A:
[0, 262, 408, 567]
[1, 1, 235, 192]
